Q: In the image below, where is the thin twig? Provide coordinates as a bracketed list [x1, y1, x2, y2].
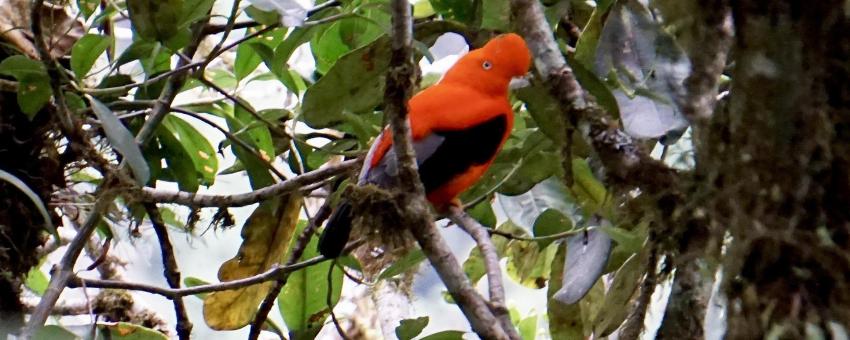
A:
[80, 62, 204, 96]
[248, 203, 334, 339]
[382, 0, 508, 338]
[328, 261, 351, 340]
[139, 159, 357, 207]
[144, 204, 192, 340]
[68, 255, 329, 298]
[448, 206, 519, 340]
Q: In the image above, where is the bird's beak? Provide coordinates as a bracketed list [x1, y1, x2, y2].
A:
[509, 72, 532, 90]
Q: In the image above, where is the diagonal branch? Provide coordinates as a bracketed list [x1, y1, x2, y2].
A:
[510, 0, 678, 195]
[448, 206, 519, 339]
[382, 0, 510, 339]
[144, 204, 192, 340]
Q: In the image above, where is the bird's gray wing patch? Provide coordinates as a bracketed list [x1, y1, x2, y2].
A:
[359, 133, 446, 187]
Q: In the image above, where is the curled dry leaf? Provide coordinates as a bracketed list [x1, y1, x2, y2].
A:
[0, 0, 84, 59]
[203, 193, 303, 330]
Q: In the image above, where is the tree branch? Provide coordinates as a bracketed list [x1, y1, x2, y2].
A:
[383, 0, 509, 339]
[510, 0, 677, 195]
[447, 206, 519, 339]
[138, 159, 357, 207]
[68, 255, 329, 298]
[144, 204, 192, 340]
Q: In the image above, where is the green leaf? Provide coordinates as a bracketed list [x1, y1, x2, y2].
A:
[395, 316, 429, 340]
[302, 35, 392, 128]
[481, 0, 510, 30]
[467, 200, 496, 228]
[593, 253, 643, 336]
[25, 265, 48, 295]
[378, 249, 426, 279]
[157, 124, 199, 192]
[567, 55, 620, 119]
[428, 0, 474, 23]
[33, 325, 77, 340]
[183, 276, 210, 299]
[127, 0, 182, 43]
[89, 97, 150, 185]
[310, 1, 388, 73]
[518, 314, 538, 340]
[78, 0, 100, 18]
[245, 5, 281, 26]
[98, 322, 169, 340]
[0, 55, 52, 118]
[234, 28, 286, 80]
[419, 330, 466, 340]
[278, 223, 343, 332]
[0, 169, 57, 240]
[71, 34, 113, 79]
[115, 40, 157, 68]
[533, 208, 573, 248]
[162, 115, 218, 186]
[599, 224, 643, 254]
[571, 158, 609, 218]
[504, 223, 558, 289]
[573, 0, 616, 67]
[547, 243, 584, 340]
[180, 0, 215, 27]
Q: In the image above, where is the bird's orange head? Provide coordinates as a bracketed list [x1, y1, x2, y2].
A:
[440, 33, 532, 95]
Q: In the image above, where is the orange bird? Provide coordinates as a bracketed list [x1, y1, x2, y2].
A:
[318, 33, 532, 257]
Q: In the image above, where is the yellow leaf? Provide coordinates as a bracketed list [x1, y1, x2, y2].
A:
[203, 193, 303, 330]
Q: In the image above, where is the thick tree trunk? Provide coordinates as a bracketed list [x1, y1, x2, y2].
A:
[700, 1, 850, 338]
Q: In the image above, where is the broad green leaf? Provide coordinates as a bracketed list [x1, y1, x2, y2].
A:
[467, 200, 496, 228]
[567, 55, 620, 119]
[547, 243, 584, 340]
[245, 5, 281, 26]
[413, 0, 435, 18]
[98, 322, 169, 340]
[210, 103, 275, 189]
[578, 278, 606, 337]
[180, 0, 215, 27]
[379, 249, 426, 279]
[78, 0, 99, 18]
[127, 0, 181, 43]
[599, 224, 643, 254]
[571, 158, 609, 217]
[395, 316, 429, 340]
[204, 194, 302, 330]
[481, 0, 510, 31]
[419, 330, 465, 340]
[533, 208, 574, 248]
[504, 223, 558, 289]
[0, 55, 52, 118]
[278, 221, 343, 333]
[302, 35, 391, 128]
[25, 266, 48, 295]
[157, 124, 198, 192]
[428, 0, 474, 23]
[0, 169, 57, 239]
[234, 28, 286, 80]
[94, 74, 135, 102]
[33, 325, 77, 340]
[593, 253, 643, 336]
[162, 115, 218, 186]
[71, 34, 113, 79]
[518, 314, 538, 340]
[115, 40, 157, 68]
[516, 78, 567, 145]
[310, 1, 388, 73]
[573, 0, 616, 67]
[183, 276, 210, 298]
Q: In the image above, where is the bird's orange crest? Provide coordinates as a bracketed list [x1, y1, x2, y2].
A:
[440, 33, 532, 95]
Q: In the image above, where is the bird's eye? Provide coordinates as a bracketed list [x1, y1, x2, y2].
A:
[482, 60, 492, 70]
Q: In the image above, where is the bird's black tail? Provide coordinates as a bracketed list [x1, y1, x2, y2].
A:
[317, 202, 353, 258]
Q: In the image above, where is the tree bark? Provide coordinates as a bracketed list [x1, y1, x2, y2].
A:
[701, 1, 850, 337]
